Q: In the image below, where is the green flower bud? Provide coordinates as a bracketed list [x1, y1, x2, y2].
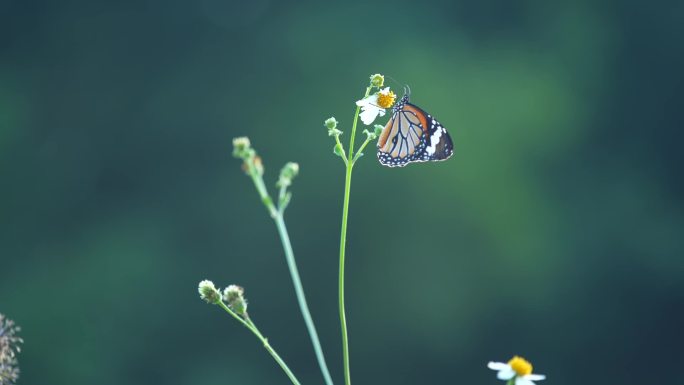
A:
[198, 280, 221, 304]
[370, 74, 384, 88]
[333, 143, 345, 157]
[374, 124, 384, 137]
[325, 117, 338, 130]
[277, 162, 299, 188]
[232, 137, 252, 159]
[326, 117, 343, 137]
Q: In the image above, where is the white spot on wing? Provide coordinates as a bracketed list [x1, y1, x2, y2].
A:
[426, 126, 443, 156]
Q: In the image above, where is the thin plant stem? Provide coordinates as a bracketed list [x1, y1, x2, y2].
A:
[338, 85, 372, 385]
[217, 301, 302, 385]
[352, 136, 375, 164]
[274, 212, 335, 385]
[243, 158, 335, 385]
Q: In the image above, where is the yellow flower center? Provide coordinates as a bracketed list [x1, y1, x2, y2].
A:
[508, 356, 533, 376]
[377, 90, 396, 109]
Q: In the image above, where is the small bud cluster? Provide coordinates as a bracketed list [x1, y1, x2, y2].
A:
[233, 136, 262, 177]
[0, 314, 22, 385]
[198, 281, 249, 318]
[232, 136, 299, 213]
[325, 117, 342, 137]
[277, 162, 300, 189]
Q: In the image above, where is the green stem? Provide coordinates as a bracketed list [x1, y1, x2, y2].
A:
[246, 161, 277, 218]
[243, 156, 334, 385]
[347, 87, 372, 157]
[275, 213, 335, 385]
[338, 85, 372, 385]
[352, 136, 374, 164]
[338, 163, 353, 385]
[217, 301, 302, 385]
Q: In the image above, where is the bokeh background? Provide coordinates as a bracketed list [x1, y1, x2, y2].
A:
[1, 0, 683, 384]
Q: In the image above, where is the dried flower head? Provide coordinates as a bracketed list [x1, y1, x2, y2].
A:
[223, 285, 248, 316]
[0, 314, 22, 385]
[198, 280, 221, 304]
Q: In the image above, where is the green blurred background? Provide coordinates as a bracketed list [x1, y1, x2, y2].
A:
[1, 0, 683, 384]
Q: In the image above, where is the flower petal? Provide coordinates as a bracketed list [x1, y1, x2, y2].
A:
[487, 362, 509, 371]
[497, 368, 516, 380]
[525, 374, 546, 381]
[515, 377, 536, 385]
[356, 94, 378, 106]
[359, 107, 380, 125]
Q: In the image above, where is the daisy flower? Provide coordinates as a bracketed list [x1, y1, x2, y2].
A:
[488, 356, 546, 385]
[355, 87, 396, 125]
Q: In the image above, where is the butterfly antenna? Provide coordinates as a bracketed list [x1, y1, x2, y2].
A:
[384, 75, 411, 100]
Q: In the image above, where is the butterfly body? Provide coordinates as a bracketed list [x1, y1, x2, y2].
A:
[377, 93, 453, 167]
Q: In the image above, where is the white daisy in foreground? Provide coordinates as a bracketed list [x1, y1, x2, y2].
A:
[355, 87, 396, 125]
[488, 356, 546, 385]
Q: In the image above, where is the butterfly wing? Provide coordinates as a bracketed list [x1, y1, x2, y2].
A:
[377, 99, 453, 167]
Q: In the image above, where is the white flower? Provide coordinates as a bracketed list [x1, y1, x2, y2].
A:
[488, 356, 546, 385]
[355, 87, 395, 125]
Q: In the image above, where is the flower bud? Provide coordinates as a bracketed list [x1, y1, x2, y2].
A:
[374, 124, 384, 137]
[223, 285, 248, 316]
[326, 118, 343, 137]
[198, 280, 221, 304]
[325, 117, 338, 130]
[333, 143, 345, 157]
[277, 162, 299, 188]
[370, 74, 384, 88]
[232, 137, 252, 159]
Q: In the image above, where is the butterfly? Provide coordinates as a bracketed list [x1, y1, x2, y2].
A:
[377, 90, 453, 167]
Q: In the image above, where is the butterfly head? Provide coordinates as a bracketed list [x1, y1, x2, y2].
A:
[393, 92, 410, 112]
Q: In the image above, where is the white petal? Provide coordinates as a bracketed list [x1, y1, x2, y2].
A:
[356, 94, 378, 106]
[359, 108, 379, 125]
[515, 377, 537, 385]
[377, 109, 386, 117]
[488, 362, 509, 371]
[525, 374, 546, 381]
[379, 87, 390, 94]
[497, 368, 516, 380]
